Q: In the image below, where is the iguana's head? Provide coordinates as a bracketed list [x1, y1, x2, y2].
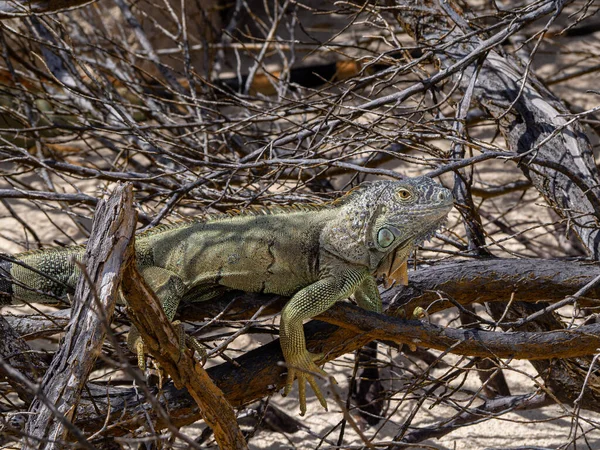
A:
[321, 177, 453, 278]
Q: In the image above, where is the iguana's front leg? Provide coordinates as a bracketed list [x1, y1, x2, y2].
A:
[280, 268, 368, 415]
[353, 275, 382, 313]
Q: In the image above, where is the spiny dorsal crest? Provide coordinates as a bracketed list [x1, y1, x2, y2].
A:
[139, 185, 369, 236]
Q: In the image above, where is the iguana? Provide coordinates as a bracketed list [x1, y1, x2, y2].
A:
[0, 176, 453, 414]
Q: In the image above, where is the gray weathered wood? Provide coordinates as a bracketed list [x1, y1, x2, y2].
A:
[396, 0, 600, 258]
[23, 183, 136, 449]
[0, 315, 46, 403]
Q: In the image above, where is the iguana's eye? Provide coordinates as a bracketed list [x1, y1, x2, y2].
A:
[377, 227, 395, 248]
[397, 188, 412, 200]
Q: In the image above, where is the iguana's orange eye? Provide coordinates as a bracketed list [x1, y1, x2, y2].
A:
[397, 189, 412, 200]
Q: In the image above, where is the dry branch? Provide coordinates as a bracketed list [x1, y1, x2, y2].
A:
[122, 245, 248, 449]
[2, 309, 70, 338]
[399, 393, 549, 444]
[321, 303, 600, 360]
[0, 315, 46, 403]
[395, 0, 600, 257]
[388, 258, 600, 316]
[0, 0, 94, 18]
[23, 183, 136, 449]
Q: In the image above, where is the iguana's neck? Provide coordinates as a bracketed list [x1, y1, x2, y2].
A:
[319, 200, 383, 269]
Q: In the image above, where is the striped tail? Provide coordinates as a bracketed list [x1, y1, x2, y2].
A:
[0, 247, 84, 305]
[0, 256, 12, 305]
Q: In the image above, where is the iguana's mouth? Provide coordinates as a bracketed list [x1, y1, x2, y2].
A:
[375, 215, 447, 287]
[375, 241, 410, 288]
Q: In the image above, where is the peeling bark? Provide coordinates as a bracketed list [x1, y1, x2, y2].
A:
[394, 0, 600, 257]
[23, 183, 135, 450]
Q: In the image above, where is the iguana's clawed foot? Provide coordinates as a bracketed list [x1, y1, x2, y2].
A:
[128, 322, 207, 374]
[134, 335, 147, 370]
[172, 320, 207, 365]
[412, 306, 427, 320]
[129, 333, 166, 385]
[127, 326, 148, 370]
[283, 350, 334, 416]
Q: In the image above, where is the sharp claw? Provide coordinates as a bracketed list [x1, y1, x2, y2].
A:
[319, 397, 328, 409]
[298, 376, 307, 415]
[283, 367, 295, 397]
[308, 377, 327, 410]
[135, 338, 146, 370]
[283, 351, 331, 413]
[150, 359, 164, 388]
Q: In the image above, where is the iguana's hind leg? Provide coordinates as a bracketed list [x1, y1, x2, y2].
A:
[126, 266, 204, 369]
[280, 268, 368, 415]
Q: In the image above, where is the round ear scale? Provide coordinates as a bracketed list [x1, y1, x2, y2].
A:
[377, 227, 395, 248]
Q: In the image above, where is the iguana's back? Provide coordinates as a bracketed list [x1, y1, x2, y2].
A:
[2, 208, 334, 304]
[139, 209, 332, 297]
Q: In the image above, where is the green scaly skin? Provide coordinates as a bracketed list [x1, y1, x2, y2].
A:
[0, 177, 453, 414]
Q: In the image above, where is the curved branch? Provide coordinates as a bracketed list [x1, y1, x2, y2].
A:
[74, 295, 600, 433]
[395, 0, 600, 257]
[388, 258, 600, 315]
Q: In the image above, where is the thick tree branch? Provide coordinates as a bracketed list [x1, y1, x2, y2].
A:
[0, 315, 46, 403]
[394, 0, 600, 257]
[388, 258, 600, 316]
